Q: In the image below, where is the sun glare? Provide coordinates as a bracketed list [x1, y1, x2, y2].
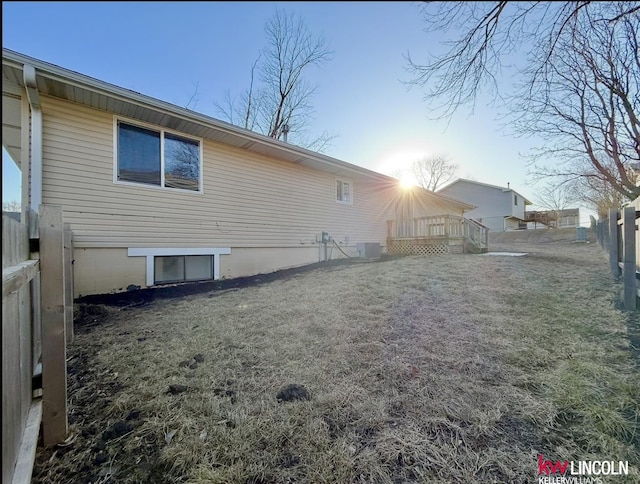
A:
[399, 176, 416, 189]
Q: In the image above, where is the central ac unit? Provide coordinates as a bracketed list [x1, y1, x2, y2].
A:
[356, 242, 381, 259]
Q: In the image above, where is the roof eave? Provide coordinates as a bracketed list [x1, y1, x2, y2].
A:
[2, 48, 387, 182]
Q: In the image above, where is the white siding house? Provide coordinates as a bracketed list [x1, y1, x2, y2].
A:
[3, 49, 476, 297]
[437, 179, 532, 232]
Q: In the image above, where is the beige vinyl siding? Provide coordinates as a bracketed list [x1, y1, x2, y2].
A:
[40, 96, 404, 250]
[37, 96, 467, 296]
[73, 248, 146, 296]
[72, 246, 323, 297]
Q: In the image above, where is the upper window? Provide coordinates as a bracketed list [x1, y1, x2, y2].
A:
[336, 179, 352, 203]
[514, 194, 518, 206]
[116, 120, 201, 192]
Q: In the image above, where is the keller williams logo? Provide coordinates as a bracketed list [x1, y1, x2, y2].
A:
[539, 455, 570, 475]
[537, 454, 630, 481]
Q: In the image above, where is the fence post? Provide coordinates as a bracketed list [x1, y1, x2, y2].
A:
[39, 205, 68, 445]
[623, 207, 636, 310]
[609, 209, 619, 277]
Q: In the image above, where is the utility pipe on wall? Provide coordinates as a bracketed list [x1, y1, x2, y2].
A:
[23, 64, 42, 213]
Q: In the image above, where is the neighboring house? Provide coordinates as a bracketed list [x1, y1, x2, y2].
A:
[525, 208, 580, 229]
[2, 49, 476, 297]
[437, 179, 533, 232]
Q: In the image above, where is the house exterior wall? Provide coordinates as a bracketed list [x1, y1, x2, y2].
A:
[475, 216, 507, 232]
[557, 214, 579, 228]
[525, 210, 580, 229]
[512, 194, 526, 220]
[439, 181, 526, 232]
[73, 248, 147, 295]
[72, 247, 323, 296]
[37, 96, 463, 296]
[504, 217, 522, 231]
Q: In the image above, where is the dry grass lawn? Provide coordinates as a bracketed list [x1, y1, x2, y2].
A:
[33, 229, 640, 483]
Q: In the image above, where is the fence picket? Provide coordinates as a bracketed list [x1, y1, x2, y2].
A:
[2, 206, 73, 482]
[596, 204, 639, 310]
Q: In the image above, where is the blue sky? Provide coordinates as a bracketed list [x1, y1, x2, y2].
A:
[2, 1, 590, 221]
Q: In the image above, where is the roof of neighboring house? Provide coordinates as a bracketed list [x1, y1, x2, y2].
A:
[438, 178, 533, 205]
[2, 211, 21, 222]
[1, 48, 473, 212]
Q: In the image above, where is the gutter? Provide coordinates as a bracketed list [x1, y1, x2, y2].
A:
[3, 49, 429, 189]
[23, 64, 42, 213]
[4, 49, 473, 213]
[4, 49, 378, 181]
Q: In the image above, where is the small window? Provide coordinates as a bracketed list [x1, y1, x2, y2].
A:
[336, 179, 352, 203]
[154, 255, 213, 284]
[116, 120, 201, 192]
[514, 194, 518, 206]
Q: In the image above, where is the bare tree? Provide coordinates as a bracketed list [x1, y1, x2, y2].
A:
[534, 183, 577, 228]
[184, 81, 200, 111]
[2, 200, 21, 212]
[216, 54, 264, 132]
[392, 154, 458, 191]
[406, 2, 640, 202]
[568, 176, 628, 220]
[412, 154, 459, 191]
[522, 4, 640, 201]
[216, 10, 336, 151]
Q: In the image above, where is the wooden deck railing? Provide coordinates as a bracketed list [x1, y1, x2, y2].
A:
[465, 217, 490, 251]
[387, 215, 489, 251]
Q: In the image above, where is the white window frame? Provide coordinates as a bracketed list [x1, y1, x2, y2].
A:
[113, 116, 204, 194]
[128, 247, 231, 286]
[336, 178, 353, 204]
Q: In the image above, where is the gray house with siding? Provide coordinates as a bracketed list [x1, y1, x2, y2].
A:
[437, 179, 532, 232]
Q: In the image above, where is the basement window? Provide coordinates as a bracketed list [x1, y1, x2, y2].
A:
[336, 179, 352, 203]
[116, 119, 202, 192]
[154, 255, 213, 284]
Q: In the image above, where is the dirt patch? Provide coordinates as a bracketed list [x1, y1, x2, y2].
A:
[35, 327, 164, 483]
[276, 384, 311, 402]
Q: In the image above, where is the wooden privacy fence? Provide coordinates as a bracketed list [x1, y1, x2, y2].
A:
[2, 205, 74, 484]
[595, 205, 639, 310]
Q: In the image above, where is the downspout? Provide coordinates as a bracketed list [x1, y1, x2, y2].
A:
[23, 64, 42, 215]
